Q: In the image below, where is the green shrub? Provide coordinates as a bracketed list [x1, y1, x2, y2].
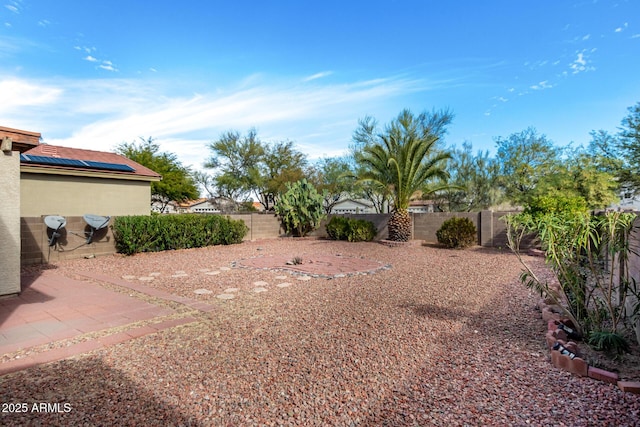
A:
[275, 179, 325, 237]
[588, 330, 630, 355]
[436, 217, 477, 249]
[113, 214, 248, 255]
[326, 216, 349, 240]
[524, 194, 589, 218]
[326, 216, 377, 242]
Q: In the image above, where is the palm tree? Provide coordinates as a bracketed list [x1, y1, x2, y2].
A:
[355, 109, 453, 241]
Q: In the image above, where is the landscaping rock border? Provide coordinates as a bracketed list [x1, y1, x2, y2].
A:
[537, 297, 640, 394]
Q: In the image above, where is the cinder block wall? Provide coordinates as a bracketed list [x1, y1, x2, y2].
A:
[20, 211, 526, 266]
[412, 212, 480, 242]
[21, 216, 116, 265]
[612, 216, 640, 345]
[1, 152, 21, 296]
[227, 213, 284, 240]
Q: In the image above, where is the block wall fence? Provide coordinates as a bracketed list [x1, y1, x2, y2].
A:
[20, 211, 639, 346]
[611, 215, 640, 345]
[20, 211, 521, 266]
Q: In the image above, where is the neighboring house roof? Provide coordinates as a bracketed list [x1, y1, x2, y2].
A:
[0, 126, 41, 153]
[409, 200, 437, 206]
[177, 198, 209, 208]
[21, 144, 161, 181]
[333, 198, 374, 208]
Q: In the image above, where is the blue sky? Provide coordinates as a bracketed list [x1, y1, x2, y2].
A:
[1, 0, 639, 171]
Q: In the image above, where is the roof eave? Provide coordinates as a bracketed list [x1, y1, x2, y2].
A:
[20, 165, 162, 181]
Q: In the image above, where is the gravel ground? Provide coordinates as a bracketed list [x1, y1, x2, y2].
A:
[2, 238, 639, 426]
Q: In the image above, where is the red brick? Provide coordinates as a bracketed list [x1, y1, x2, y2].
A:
[588, 366, 619, 384]
[553, 329, 568, 341]
[542, 308, 561, 322]
[568, 357, 588, 377]
[618, 381, 640, 394]
[564, 341, 579, 356]
[545, 331, 556, 350]
[125, 325, 157, 339]
[551, 350, 570, 370]
[98, 332, 132, 346]
[151, 317, 197, 331]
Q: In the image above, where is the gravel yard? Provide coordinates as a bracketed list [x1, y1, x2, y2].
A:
[2, 238, 639, 426]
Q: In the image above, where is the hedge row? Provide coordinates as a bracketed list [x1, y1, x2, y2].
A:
[325, 216, 377, 242]
[112, 214, 248, 255]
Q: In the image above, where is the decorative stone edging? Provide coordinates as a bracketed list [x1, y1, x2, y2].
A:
[537, 298, 640, 395]
[231, 256, 392, 279]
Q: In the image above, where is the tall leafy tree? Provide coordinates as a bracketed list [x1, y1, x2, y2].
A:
[116, 137, 199, 212]
[534, 147, 619, 209]
[615, 102, 640, 193]
[204, 129, 309, 210]
[204, 129, 264, 202]
[495, 127, 560, 206]
[258, 141, 307, 210]
[308, 157, 355, 213]
[354, 108, 453, 241]
[440, 142, 501, 211]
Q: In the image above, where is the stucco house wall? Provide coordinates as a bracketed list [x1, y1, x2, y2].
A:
[1, 126, 40, 297]
[21, 172, 154, 217]
[0, 151, 21, 296]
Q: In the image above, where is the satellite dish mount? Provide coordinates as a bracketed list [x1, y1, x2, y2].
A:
[83, 214, 111, 244]
[44, 215, 67, 247]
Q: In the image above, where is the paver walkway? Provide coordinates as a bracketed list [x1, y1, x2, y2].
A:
[0, 270, 214, 376]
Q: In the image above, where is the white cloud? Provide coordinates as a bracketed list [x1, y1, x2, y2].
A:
[38, 19, 50, 27]
[74, 46, 95, 54]
[0, 79, 62, 111]
[632, 34, 640, 39]
[99, 60, 118, 72]
[4, 4, 18, 13]
[302, 71, 333, 82]
[4, 73, 429, 167]
[614, 22, 628, 33]
[569, 50, 595, 74]
[582, 34, 590, 40]
[530, 80, 553, 90]
[84, 55, 98, 62]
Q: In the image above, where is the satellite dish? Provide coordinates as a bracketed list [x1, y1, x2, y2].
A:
[44, 215, 66, 247]
[44, 215, 66, 230]
[83, 214, 110, 230]
[83, 214, 111, 243]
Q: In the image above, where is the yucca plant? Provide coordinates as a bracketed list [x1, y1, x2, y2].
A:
[354, 109, 453, 241]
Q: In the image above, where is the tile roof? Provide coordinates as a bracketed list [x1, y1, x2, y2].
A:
[22, 144, 161, 180]
[0, 126, 41, 153]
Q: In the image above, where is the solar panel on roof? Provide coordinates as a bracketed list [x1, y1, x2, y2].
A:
[22, 154, 86, 168]
[83, 161, 135, 172]
[20, 154, 136, 173]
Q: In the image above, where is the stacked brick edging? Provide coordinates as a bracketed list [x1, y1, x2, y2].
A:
[537, 299, 639, 395]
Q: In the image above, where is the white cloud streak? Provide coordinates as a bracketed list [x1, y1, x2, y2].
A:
[530, 80, 553, 90]
[302, 71, 333, 82]
[1, 74, 431, 167]
[614, 23, 628, 33]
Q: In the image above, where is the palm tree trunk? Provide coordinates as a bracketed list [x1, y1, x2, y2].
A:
[388, 208, 412, 241]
